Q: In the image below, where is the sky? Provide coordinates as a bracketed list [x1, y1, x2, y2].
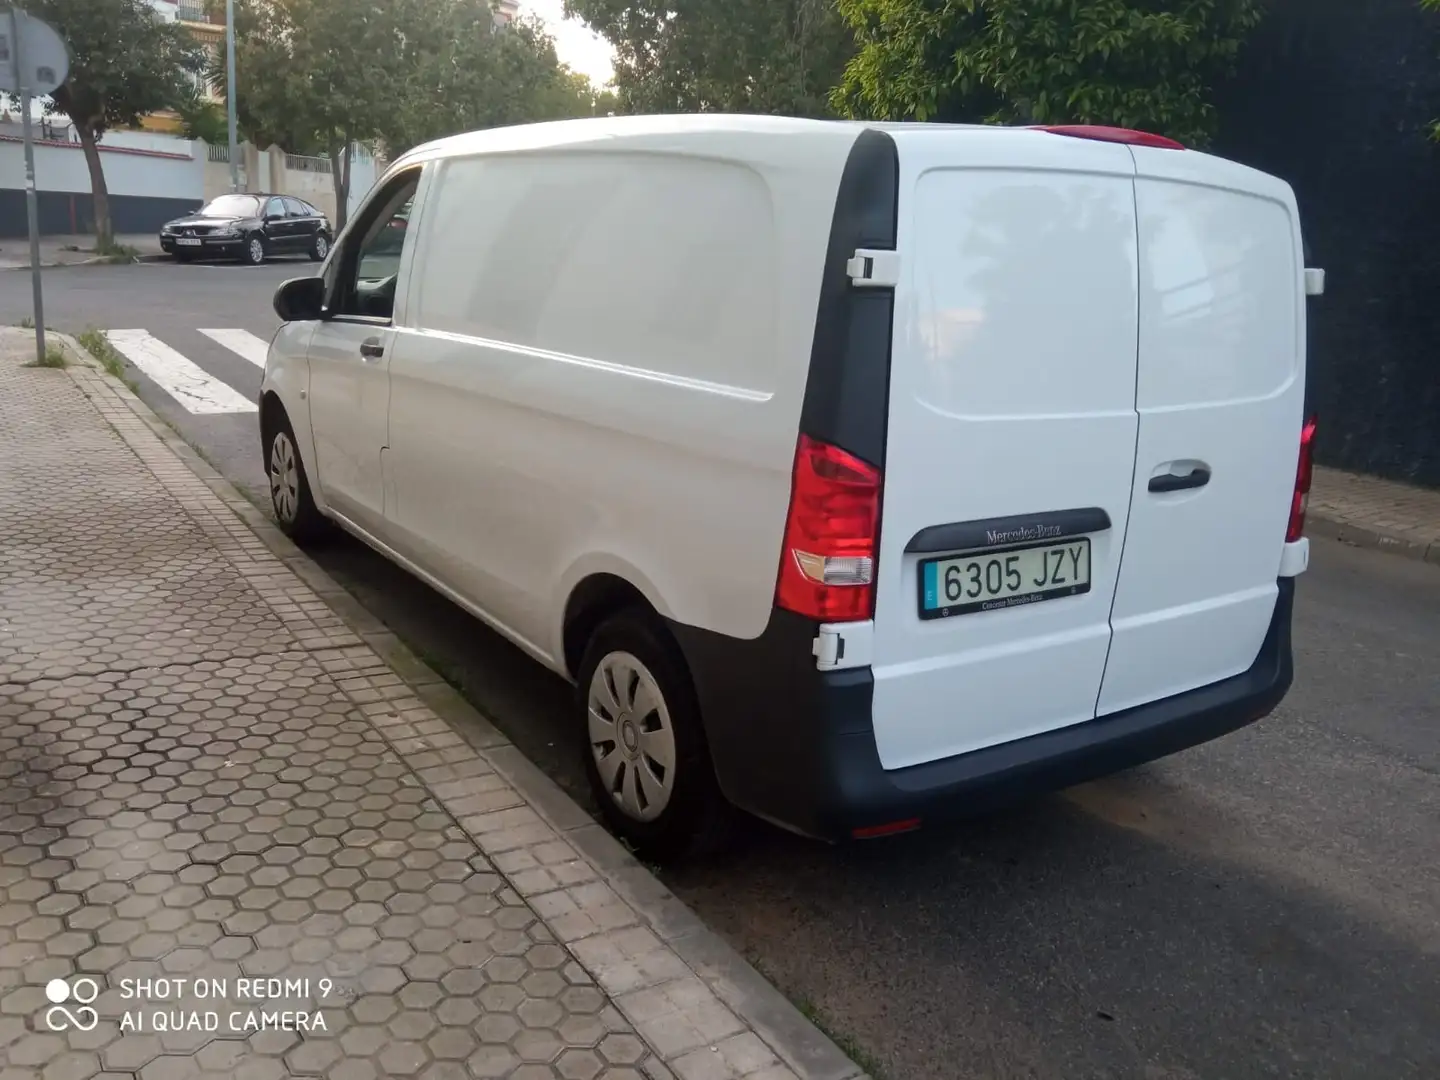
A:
[522, 0, 616, 87]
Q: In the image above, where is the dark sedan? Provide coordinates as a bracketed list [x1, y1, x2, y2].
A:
[159, 193, 332, 265]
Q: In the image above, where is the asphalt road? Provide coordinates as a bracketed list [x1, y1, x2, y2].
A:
[5, 263, 1439, 1080]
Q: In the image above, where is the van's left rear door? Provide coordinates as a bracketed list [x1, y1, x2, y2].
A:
[868, 129, 1142, 771]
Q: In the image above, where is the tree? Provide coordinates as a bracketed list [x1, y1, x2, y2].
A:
[222, 0, 413, 229]
[224, 0, 597, 229]
[563, 0, 854, 117]
[28, 0, 201, 247]
[834, 0, 1263, 147]
[175, 87, 230, 144]
[369, 11, 605, 158]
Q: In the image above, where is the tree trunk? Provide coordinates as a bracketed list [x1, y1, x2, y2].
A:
[329, 140, 354, 231]
[75, 125, 113, 250]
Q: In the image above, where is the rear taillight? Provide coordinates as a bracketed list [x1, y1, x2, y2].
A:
[1287, 416, 1318, 542]
[774, 435, 882, 622]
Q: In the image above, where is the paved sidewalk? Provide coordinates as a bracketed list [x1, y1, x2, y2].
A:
[1310, 466, 1440, 565]
[0, 234, 164, 270]
[0, 330, 857, 1080]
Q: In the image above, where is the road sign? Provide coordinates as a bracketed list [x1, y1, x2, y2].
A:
[0, 7, 69, 95]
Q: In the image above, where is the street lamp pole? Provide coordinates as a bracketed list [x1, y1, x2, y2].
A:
[225, 0, 238, 191]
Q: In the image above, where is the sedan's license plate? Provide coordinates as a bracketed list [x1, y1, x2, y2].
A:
[919, 538, 1091, 620]
[176, 238, 202, 246]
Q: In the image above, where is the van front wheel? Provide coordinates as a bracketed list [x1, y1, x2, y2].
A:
[578, 611, 728, 863]
[265, 414, 329, 543]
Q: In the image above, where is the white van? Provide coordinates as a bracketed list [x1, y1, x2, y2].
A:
[261, 115, 1320, 860]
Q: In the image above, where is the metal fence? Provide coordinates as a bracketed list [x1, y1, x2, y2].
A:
[176, 4, 209, 22]
[285, 153, 332, 174]
[206, 142, 229, 162]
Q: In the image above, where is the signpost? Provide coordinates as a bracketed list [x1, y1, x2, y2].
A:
[1, 8, 70, 365]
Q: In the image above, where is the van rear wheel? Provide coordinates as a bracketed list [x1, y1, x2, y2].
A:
[578, 610, 728, 863]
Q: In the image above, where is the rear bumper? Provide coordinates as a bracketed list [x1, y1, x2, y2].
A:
[669, 578, 1294, 843]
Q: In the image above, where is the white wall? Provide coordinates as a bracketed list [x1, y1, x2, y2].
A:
[0, 131, 204, 201]
[1, 119, 378, 226]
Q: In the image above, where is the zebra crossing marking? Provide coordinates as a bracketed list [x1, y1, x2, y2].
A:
[105, 329, 258, 415]
[199, 328, 270, 369]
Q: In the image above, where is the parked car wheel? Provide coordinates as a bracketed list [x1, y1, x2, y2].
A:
[265, 411, 328, 542]
[578, 609, 729, 863]
[309, 233, 330, 262]
[244, 234, 267, 266]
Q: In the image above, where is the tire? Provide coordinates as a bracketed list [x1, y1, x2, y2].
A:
[578, 609, 730, 863]
[265, 412, 329, 542]
[309, 232, 330, 262]
[244, 234, 267, 266]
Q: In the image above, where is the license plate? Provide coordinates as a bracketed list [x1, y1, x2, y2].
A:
[919, 538, 1091, 620]
[176, 238, 202, 246]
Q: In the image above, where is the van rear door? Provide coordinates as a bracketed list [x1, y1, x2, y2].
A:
[1096, 149, 1306, 716]
[869, 130, 1141, 771]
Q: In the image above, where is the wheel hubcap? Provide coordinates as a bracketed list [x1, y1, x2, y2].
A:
[250, 239, 263, 262]
[588, 651, 676, 822]
[269, 432, 299, 523]
[317, 236, 328, 257]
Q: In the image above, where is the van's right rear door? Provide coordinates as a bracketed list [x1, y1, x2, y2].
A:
[868, 130, 1141, 771]
[1095, 148, 1305, 717]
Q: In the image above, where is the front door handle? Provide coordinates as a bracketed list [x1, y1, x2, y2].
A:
[1148, 466, 1211, 493]
[359, 339, 385, 361]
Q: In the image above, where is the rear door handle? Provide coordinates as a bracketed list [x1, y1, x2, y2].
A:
[359, 339, 384, 361]
[1148, 466, 1211, 493]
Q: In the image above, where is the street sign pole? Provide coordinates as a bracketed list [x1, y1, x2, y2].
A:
[225, 0, 238, 192]
[8, 7, 45, 364]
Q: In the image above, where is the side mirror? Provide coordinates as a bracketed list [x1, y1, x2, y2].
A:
[273, 276, 325, 322]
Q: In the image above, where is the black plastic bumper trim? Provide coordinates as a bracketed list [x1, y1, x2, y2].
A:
[668, 578, 1294, 843]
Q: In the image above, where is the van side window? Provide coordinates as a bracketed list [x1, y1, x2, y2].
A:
[329, 171, 420, 322]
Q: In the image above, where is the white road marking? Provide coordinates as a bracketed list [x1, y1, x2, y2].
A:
[199, 328, 270, 369]
[104, 329, 257, 415]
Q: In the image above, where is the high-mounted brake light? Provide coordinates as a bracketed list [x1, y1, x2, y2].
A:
[1287, 417, 1318, 542]
[1033, 125, 1186, 151]
[774, 435, 882, 622]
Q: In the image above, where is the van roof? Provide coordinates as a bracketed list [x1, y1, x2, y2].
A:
[394, 113, 1289, 208]
[400, 114, 1025, 163]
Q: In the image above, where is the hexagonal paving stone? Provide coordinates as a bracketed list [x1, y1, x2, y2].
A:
[556, 1048, 605, 1080]
[467, 1044, 522, 1079]
[427, 1026, 478, 1061]
[599, 1034, 649, 1066]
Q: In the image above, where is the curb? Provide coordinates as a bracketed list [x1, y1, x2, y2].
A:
[1307, 511, 1440, 567]
[55, 329, 870, 1080]
[0, 253, 166, 269]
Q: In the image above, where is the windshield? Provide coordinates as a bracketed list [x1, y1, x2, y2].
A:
[198, 195, 261, 218]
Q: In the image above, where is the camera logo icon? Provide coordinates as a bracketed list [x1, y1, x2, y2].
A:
[44, 977, 100, 1032]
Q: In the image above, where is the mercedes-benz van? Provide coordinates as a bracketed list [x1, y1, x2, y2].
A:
[260, 115, 1321, 860]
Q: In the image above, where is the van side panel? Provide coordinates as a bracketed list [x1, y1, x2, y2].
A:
[384, 135, 855, 659]
[870, 132, 1141, 771]
[1096, 149, 1304, 716]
